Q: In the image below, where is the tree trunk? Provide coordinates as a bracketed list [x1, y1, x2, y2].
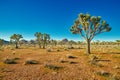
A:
[43, 41, 45, 49]
[39, 44, 41, 48]
[87, 39, 91, 54]
[16, 43, 18, 49]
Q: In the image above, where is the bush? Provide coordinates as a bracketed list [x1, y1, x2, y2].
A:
[64, 48, 69, 51]
[96, 71, 110, 77]
[68, 47, 74, 49]
[89, 54, 99, 65]
[69, 61, 77, 64]
[44, 63, 62, 71]
[3, 58, 17, 64]
[46, 48, 51, 52]
[59, 58, 68, 63]
[24, 59, 39, 65]
[111, 74, 120, 80]
[67, 54, 76, 59]
[56, 49, 60, 52]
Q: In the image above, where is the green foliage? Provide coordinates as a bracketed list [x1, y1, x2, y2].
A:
[10, 34, 23, 42]
[34, 32, 43, 48]
[10, 34, 23, 48]
[35, 32, 50, 48]
[116, 40, 120, 42]
[70, 13, 111, 41]
[70, 13, 112, 54]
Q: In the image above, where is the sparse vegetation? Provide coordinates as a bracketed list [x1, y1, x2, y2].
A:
[44, 63, 62, 71]
[0, 0, 119, 79]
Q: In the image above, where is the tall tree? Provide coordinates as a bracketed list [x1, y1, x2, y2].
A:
[42, 33, 50, 49]
[34, 32, 43, 48]
[70, 13, 111, 54]
[10, 34, 23, 48]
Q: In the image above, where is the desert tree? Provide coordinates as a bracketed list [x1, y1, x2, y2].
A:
[70, 13, 111, 54]
[34, 32, 43, 48]
[51, 39, 57, 47]
[0, 39, 4, 47]
[42, 33, 50, 49]
[10, 34, 23, 49]
[116, 40, 120, 46]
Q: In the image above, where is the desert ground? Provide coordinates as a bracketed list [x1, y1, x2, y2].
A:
[0, 45, 120, 80]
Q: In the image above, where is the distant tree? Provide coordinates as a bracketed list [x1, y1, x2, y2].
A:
[70, 13, 111, 54]
[34, 32, 50, 49]
[51, 39, 57, 47]
[42, 33, 50, 49]
[116, 40, 120, 42]
[10, 34, 23, 48]
[116, 40, 120, 46]
[0, 39, 4, 47]
[34, 32, 43, 48]
[68, 40, 76, 48]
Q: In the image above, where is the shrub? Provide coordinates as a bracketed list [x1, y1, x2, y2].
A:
[46, 48, 51, 52]
[69, 61, 77, 64]
[67, 54, 76, 59]
[56, 49, 60, 52]
[68, 47, 74, 49]
[110, 74, 120, 80]
[96, 71, 110, 77]
[64, 48, 69, 51]
[59, 58, 68, 63]
[3, 58, 17, 64]
[24, 59, 39, 65]
[44, 63, 62, 71]
[89, 54, 99, 65]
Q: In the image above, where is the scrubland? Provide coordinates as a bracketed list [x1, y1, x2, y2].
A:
[0, 45, 120, 80]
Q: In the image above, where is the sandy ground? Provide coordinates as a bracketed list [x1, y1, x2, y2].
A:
[0, 46, 120, 80]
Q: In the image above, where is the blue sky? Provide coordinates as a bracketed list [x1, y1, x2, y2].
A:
[0, 0, 120, 41]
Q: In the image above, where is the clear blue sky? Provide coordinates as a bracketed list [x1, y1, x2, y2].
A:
[0, 0, 120, 41]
